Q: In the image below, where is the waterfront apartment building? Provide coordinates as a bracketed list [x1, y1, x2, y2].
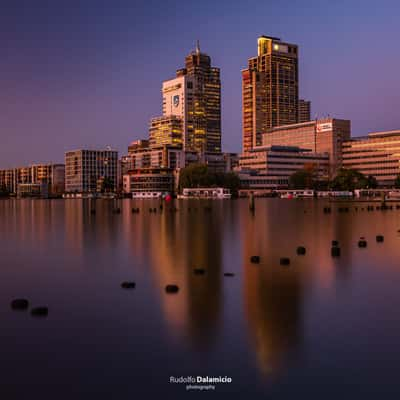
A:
[162, 42, 221, 153]
[238, 172, 290, 191]
[126, 143, 187, 170]
[261, 118, 351, 177]
[121, 139, 238, 194]
[65, 149, 118, 193]
[298, 99, 311, 123]
[242, 36, 299, 151]
[238, 146, 329, 192]
[0, 163, 65, 196]
[123, 168, 174, 195]
[149, 115, 183, 147]
[239, 145, 329, 178]
[342, 130, 400, 186]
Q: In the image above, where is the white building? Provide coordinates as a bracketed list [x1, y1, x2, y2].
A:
[162, 75, 195, 151]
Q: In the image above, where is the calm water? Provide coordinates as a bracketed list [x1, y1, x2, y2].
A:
[1, 198, 400, 399]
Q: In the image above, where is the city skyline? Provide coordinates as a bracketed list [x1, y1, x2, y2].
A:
[1, 0, 400, 167]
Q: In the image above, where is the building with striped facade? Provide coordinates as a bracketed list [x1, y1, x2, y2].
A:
[342, 130, 400, 186]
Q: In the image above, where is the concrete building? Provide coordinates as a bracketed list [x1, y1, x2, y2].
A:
[17, 183, 48, 198]
[238, 172, 290, 191]
[65, 149, 118, 193]
[123, 168, 174, 195]
[0, 163, 65, 197]
[342, 130, 400, 186]
[162, 42, 221, 153]
[121, 138, 238, 195]
[126, 143, 186, 170]
[128, 139, 150, 153]
[0, 169, 17, 193]
[242, 36, 299, 151]
[238, 146, 329, 191]
[149, 115, 183, 147]
[261, 118, 351, 177]
[239, 145, 329, 177]
[223, 153, 240, 173]
[298, 99, 311, 123]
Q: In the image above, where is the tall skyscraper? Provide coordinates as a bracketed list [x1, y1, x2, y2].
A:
[162, 42, 221, 153]
[298, 99, 311, 123]
[242, 36, 299, 152]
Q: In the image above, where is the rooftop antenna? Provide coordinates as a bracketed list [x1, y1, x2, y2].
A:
[196, 39, 200, 55]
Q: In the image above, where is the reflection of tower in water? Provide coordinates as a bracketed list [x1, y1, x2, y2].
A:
[146, 201, 224, 351]
[240, 202, 304, 375]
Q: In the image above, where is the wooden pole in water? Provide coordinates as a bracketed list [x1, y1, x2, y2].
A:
[249, 192, 255, 212]
[381, 192, 386, 208]
[89, 197, 96, 215]
[113, 197, 120, 213]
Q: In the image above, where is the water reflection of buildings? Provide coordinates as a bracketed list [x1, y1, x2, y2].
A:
[239, 199, 374, 375]
[64, 200, 121, 262]
[240, 200, 305, 376]
[124, 200, 224, 351]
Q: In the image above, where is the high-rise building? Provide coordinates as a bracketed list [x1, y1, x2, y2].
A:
[162, 42, 221, 153]
[149, 115, 183, 148]
[242, 36, 299, 151]
[65, 149, 118, 193]
[298, 99, 311, 123]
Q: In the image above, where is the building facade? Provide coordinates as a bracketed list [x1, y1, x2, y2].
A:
[342, 130, 400, 186]
[149, 115, 183, 147]
[261, 118, 351, 176]
[0, 163, 65, 196]
[237, 146, 329, 191]
[298, 99, 311, 123]
[121, 138, 238, 195]
[242, 36, 299, 151]
[239, 145, 329, 178]
[238, 172, 290, 191]
[123, 168, 174, 195]
[65, 149, 118, 193]
[162, 42, 221, 153]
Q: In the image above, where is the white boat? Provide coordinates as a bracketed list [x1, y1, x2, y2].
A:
[178, 188, 231, 199]
[279, 190, 314, 199]
[132, 191, 163, 199]
[388, 190, 400, 199]
[297, 190, 314, 198]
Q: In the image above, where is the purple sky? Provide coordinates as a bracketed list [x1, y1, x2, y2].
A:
[1, 0, 400, 167]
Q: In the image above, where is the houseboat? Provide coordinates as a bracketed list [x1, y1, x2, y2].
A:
[178, 188, 231, 199]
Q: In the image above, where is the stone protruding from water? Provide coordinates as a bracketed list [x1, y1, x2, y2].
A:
[250, 255, 260, 264]
[194, 268, 206, 275]
[376, 235, 384, 243]
[296, 246, 306, 255]
[121, 281, 136, 289]
[165, 285, 179, 294]
[11, 299, 29, 311]
[280, 257, 290, 266]
[31, 307, 48, 317]
[331, 247, 341, 257]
